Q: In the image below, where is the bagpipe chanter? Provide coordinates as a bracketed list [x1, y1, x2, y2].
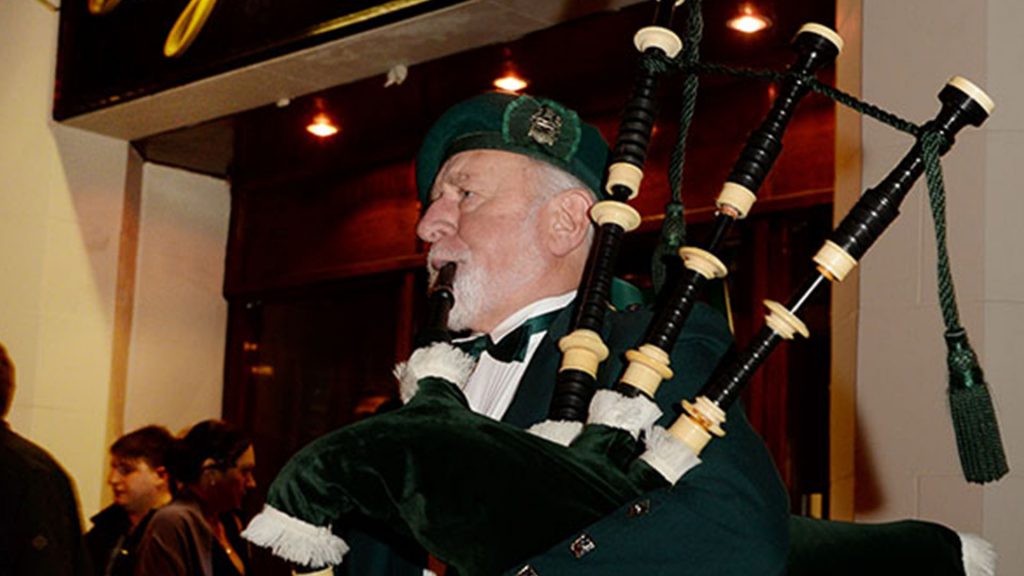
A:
[243, 2, 1007, 575]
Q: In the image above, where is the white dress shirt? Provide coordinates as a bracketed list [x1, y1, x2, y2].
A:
[458, 291, 576, 420]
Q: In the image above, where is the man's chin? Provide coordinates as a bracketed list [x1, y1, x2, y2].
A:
[446, 316, 471, 333]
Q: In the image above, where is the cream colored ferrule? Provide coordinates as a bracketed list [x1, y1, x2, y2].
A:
[948, 76, 995, 115]
[763, 300, 810, 340]
[558, 329, 610, 378]
[634, 26, 683, 58]
[605, 162, 644, 201]
[679, 247, 728, 280]
[716, 182, 757, 219]
[685, 396, 726, 436]
[621, 344, 674, 397]
[590, 200, 641, 231]
[669, 395, 727, 454]
[666, 414, 713, 455]
[812, 240, 858, 282]
[797, 23, 844, 54]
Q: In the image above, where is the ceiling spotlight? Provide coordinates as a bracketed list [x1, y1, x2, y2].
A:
[494, 47, 528, 93]
[307, 112, 339, 138]
[493, 73, 528, 93]
[727, 5, 772, 34]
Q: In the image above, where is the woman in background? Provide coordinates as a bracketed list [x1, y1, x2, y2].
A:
[134, 419, 256, 576]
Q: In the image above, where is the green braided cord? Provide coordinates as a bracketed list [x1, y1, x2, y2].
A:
[920, 133, 962, 331]
[667, 0, 704, 201]
[679, 61, 923, 137]
[639, 50, 675, 76]
[920, 131, 1009, 483]
[809, 80, 920, 136]
[653, 0, 703, 293]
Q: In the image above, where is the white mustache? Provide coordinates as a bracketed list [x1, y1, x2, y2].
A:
[427, 246, 469, 284]
[427, 246, 468, 267]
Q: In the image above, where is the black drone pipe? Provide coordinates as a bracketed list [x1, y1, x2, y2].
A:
[614, 23, 843, 400]
[673, 77, 993, 447]
[549, 0, 686, 421]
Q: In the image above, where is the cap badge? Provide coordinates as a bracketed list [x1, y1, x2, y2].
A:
[528, 105, 563, 147]
[503, 95, 583, 163]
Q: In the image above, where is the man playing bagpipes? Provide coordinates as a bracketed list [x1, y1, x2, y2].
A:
[245, 90, 791, 575]
[244, 91, 998, 576]
[243, 5, 1005, 574]
[410, 92, 792, 574]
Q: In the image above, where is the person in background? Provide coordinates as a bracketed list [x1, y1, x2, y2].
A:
[133, 419, 256, 576]
[86, 424, 175, 576]
[0, 341, 91, 576]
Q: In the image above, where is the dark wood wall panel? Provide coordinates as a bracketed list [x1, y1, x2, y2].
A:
[227, 163, 421, 295]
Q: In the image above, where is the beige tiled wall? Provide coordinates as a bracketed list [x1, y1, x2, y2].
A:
[856, 0, 1023, 572]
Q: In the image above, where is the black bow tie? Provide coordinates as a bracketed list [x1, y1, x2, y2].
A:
[456, 309, 561, 363]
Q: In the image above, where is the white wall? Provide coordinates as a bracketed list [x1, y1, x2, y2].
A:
[0, 0, 128, 518]
[857, 0, 1023, 572]
[124, 164, 230, 434]
[0, 1, 229, 520]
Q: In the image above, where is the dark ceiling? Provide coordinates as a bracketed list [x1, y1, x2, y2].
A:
[133, 0, 836, 179]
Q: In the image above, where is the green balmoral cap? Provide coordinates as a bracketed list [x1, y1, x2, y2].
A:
[415, 92, 610, 204]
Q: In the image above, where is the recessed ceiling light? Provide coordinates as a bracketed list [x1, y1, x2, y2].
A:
[306, 113, 339, 138]
[727, 5, 772, 34]
[494, 73, 528, 93]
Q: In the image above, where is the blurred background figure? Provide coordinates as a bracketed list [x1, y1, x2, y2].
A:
[0, 341, 91, 576]
[86, 424, 175, 576]
[134, 419, 256, 576]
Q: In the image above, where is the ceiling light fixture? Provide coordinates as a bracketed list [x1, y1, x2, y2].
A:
[493, 47, 528, 93]
[494, 73, 528, 93]
[727, 4, 772, 34]
[307, 112, 339, 138]
[305, 97, 339, 138]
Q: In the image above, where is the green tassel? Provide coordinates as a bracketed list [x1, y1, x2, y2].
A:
[945, 331, 1009, 483]
[651, 202, 686, 295]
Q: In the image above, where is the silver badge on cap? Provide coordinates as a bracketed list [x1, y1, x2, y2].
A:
[528, 105, 563, 146]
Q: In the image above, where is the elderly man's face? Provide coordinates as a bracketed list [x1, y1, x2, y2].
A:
[417, 150, 549, 333]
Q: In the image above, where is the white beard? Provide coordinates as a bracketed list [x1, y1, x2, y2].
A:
[428, 234, 544, 333]
[447, 257, 487, 332]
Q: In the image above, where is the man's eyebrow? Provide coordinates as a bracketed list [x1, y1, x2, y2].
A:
[430, 168, 474, 199]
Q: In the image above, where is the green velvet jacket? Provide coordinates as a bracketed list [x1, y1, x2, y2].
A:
[342, 302, 790, 576]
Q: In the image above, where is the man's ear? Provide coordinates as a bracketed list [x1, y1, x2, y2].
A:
[545, 188, 593, 257]
[199, 457, 219, 476]
[154, 465, 170, 481]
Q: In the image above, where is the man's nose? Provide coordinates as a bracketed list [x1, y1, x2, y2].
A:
[416, 198, 458, 243]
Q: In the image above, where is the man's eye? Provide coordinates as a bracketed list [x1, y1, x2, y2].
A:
[458, 188, 474, 199]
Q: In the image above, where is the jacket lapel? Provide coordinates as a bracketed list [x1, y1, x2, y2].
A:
[500, 305, 573, 428]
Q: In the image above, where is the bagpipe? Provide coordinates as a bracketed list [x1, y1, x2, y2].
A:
[243, 1, 1007, 574]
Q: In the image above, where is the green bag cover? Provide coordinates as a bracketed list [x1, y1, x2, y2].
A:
[788, 515, 966, 576]
[255, 377, 663, 575]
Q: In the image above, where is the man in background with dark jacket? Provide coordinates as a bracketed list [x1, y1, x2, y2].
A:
[86, 424, 175, 576]
[0, 341, 91, 576]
